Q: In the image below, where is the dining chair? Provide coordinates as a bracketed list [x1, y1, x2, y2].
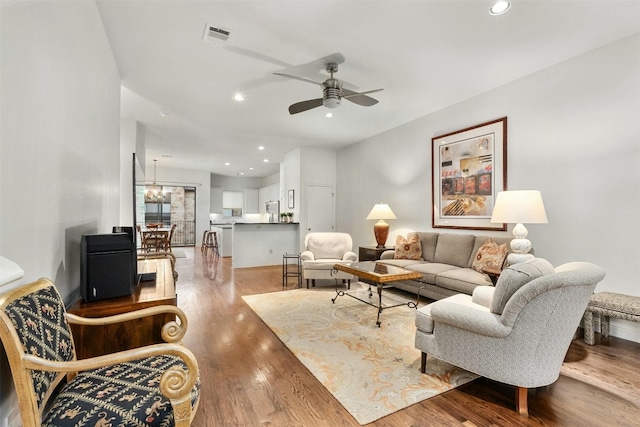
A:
[166, 224, 177, 252]
[136, 224, 149, 252]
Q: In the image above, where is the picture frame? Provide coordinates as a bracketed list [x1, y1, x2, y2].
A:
[432, 117, 507, 230]
[288, 189, 294, 209]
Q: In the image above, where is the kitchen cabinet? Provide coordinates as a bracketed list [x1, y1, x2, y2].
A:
[243, 188, 259, 213]
[259, 184, 279, 213]
[223, 191, 243, 208]
[210, 186, 223, 213]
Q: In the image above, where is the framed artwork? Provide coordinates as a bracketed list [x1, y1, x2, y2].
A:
[288, 189, 295, 209]
[432, 117, 507, 230]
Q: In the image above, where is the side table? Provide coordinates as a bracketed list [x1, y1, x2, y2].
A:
[67, 258, 176, 359]
[481, 265, 502, 285]
[282, 253, 301, 288]
[359, 245, 394, 261]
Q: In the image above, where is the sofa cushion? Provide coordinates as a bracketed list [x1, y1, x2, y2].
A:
[471, 238, 508, 273]
[491, 258, 555, 314]
[433, 233, 476, 267]
[394, 233, 423, 260]
[414, 232, 439, 262]
[435, 268, 493, 295]
[405, 263, 459, 284]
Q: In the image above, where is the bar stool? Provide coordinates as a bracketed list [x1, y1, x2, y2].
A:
[201, 230, 209, 254]
[203, 231, 219, 256]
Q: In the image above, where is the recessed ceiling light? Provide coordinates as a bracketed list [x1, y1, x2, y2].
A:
[249, 167, 254, 170]
[489, 1, 511, 15]
[233, 93, 245, 102]
[225, 162, 230, 166]
[159, 111, 169, 118]
[258, 146, 265, 150]
[263, 159, 269, 163]
[237, 172, 245, 176]
[325, 112, 334, 118]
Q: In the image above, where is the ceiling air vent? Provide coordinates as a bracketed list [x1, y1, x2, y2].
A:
[203, 24, 230, 43]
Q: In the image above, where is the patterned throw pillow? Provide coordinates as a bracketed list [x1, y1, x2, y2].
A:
[394, 234, 423, 260]
[471, 238, 508, 272]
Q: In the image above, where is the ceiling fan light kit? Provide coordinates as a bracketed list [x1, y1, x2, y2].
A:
[274, 61, 383, 115]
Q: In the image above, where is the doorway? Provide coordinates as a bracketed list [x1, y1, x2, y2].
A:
[305, 185, 334, 233]
[136, 185, 196, 246]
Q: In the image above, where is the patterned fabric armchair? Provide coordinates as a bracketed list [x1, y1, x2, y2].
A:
[0, 278, 200, 427]
[301, 232, 357, 288]
[415, 259, 605, 416]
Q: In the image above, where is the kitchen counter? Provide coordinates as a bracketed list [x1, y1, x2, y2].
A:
[232, 223, 299, 268]
[210, 225, 233, 257]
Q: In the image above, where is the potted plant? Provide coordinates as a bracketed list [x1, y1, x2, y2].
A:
[286, 212, 293, 223]
[280, 212, 287, 223]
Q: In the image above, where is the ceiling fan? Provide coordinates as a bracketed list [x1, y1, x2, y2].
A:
[274, 62, 383, 115]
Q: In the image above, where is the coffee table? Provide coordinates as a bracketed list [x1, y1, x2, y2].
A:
[332, 261, 423, 327]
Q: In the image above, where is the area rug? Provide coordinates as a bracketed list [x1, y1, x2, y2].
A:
[242, 287, 477, 425]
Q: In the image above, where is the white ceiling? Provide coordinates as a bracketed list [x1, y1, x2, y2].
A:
[95, 0, 640, 178]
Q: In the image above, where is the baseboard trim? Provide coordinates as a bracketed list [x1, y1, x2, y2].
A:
[591, 316, 640, 344]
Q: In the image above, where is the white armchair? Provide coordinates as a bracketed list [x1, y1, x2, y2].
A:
[301, 232, 358, 288]
[415, 259, 605, 416]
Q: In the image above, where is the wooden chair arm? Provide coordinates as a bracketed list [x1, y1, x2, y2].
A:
[23, 343, 199, 424]
[65, 305, 188, 343]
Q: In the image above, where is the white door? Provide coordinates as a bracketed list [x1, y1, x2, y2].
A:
[306, 185, 334, 233]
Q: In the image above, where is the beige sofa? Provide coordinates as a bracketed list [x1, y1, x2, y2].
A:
[378, 232, 516, 301]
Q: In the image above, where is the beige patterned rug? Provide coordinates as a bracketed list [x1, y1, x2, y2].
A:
[242, 287, 477, 425]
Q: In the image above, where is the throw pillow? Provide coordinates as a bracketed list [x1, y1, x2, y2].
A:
[394, 234, 423, 260]
[472, 238, 508, 273]
[490, 258, 555, 315]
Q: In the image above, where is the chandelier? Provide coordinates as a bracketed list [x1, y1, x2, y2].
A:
[146, 159, 164, 201]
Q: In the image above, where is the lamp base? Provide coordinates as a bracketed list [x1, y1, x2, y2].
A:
[506, 252, 535, 265]
[373, 220, 389, 248]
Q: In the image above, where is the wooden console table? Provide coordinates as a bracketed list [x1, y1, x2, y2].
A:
[67, 258, 176, 359]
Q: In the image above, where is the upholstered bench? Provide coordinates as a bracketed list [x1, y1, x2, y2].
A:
[582, 292, 640, 345]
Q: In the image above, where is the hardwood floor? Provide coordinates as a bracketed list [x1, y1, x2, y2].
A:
[175, 248, 640, 426]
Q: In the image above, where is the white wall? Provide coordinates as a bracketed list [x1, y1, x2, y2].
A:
[0, 1, 121, 425]
[0, 0, 121, 299]
[337, 34, 640, 342]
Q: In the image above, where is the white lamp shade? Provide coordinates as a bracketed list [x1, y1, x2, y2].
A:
[490, 190, 548, 224]
[366, 203, 397, 220]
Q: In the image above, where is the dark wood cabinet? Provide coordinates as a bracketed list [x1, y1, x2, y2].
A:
[359, 246, 394, 261]
[67, 258, 176, 359]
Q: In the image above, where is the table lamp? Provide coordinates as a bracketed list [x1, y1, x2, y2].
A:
[366, 203, 397, 248]
[490, 190, 548, 264]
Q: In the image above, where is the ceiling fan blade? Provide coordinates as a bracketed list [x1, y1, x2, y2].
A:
[274, 72, 324, 87]
[289, 98, 323, 115]
[342, 88, 384, 106]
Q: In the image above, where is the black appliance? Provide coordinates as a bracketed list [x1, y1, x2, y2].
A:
[81, 233, 135, 302]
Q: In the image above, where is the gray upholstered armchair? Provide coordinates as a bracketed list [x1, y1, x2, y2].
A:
[301, 232, 357, 288]
[415, 258, 605, 416]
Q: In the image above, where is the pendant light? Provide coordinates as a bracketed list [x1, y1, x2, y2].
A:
[146, 159, 163, 201]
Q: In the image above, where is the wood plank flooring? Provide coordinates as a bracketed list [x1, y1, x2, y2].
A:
[175, 248, 640, 426]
